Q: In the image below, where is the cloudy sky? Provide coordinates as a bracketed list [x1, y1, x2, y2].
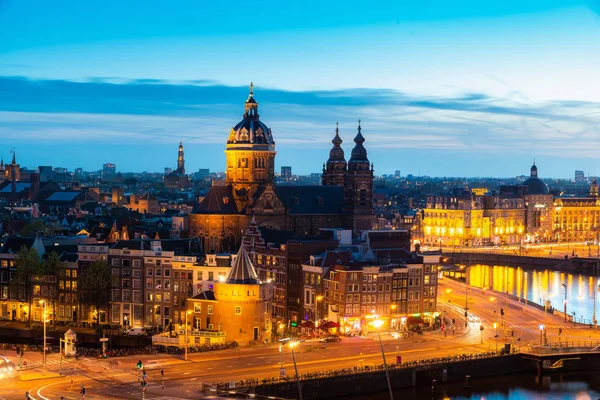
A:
[1, 0, 600, 177]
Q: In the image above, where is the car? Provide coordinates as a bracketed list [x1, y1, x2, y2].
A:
[0, 356, 16, 380]
[126, 327, 147, 336]
[319, 336, 342, 343]
[144, 360, 161, 370]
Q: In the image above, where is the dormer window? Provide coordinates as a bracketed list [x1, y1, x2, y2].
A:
[223, 197, 229, 204]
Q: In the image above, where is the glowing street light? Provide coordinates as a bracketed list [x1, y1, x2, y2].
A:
[316, 295, 324, 328]
[185, 310, 191, 361]
[39, 299, 47, 370]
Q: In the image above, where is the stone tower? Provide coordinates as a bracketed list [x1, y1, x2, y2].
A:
[344, 120, 374, 235]
[322, 122, 347, 187]
[225, 83, 276, 211]
[591, 178, 599, 198]
[176, 141, 185, 175]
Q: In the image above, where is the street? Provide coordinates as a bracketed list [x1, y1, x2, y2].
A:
[4, 278, 600, 400]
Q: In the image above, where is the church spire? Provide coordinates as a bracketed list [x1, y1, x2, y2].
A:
[176, 141, 185, 174]
[327, 122, 345, 162]
[349, 119, 369, 166]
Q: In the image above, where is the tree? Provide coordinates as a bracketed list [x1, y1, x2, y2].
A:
[42, 252, 63, 326]
[79, 260, 112, 329]
[9, 246, 43, 325]
[19, 220, 55, 237]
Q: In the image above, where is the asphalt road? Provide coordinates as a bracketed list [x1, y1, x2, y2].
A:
[5, 279, 600, 400]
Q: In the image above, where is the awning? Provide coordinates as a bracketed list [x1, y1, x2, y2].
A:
[300, 320, 315, 329]
[319, 321, 341, 330]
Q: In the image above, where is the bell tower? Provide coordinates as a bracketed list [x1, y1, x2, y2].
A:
[344, 120, 374, 235]
[322, 122, 347, 187]
[225, 83, 276, 211]
[176, 141, 185, 174]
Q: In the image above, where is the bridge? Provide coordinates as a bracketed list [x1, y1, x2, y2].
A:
[520, 341, 600, 377]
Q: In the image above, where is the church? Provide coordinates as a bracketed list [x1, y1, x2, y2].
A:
[189, 84, 375, 253]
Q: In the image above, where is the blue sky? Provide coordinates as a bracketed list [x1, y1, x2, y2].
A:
[1, 1, 600, 177]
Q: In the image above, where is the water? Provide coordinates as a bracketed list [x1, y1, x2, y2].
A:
[467, 264, 599, 324]
[346, 373, 600, 399]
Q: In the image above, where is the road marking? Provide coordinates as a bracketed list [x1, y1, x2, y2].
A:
[183, 372, 190, 375]
[227, 365, 233, 367]
[206, 367, 214, 370]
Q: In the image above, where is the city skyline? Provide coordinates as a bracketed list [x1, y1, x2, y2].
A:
[2, 1, 600, 177]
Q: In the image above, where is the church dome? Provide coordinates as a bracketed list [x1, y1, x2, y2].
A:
[327, 122, 346, 163]
[524, 162, 549, 194]
[349, 120, 369, 164]
[228, 83, 274, 147]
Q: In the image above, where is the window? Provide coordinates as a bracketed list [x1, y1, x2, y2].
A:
[147, 268, 153, 276]
[196, 271, 203, 280]
[122, 290, 131, 302]
[112, 289, 120, 301]
[208, 272, 214, 281]
[164, 280, 171, 290]
[155, 268, 162, 276]
[208, 305, 213, 315]
[33, 285, 41, 295]
[122, 279, 130, 288]
[122, 260, 130, 267]
[194, 303, 201, 313]
[164, 269, 170, 277]
[235, 306, 242, 315]
[133, 270, 142, 278]
[111, 259, 121, 267]
[164, 292, 170, 302]
[133, 260, 141, 268]
[133, 290, 141, 303]
[133, 279, 141, 289]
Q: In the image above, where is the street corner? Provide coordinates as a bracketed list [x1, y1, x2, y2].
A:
[20, 371, 62, 381]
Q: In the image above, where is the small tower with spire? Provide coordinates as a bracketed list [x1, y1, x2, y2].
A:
[322, 122, 347, 187]
[176, 141, 185, 175]
[591, 178, 599, 198]
[344, 120, 374, 235]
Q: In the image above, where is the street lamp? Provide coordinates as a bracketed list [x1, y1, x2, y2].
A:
[562, 283, 567, 323]
[315, 295, 323, 329]
[441, 288, 451, 335]
[39, 300, 47, 370]
[539, 324, 545, 346]
[493, 322, 498, 352]
[289, 341, 303, 400]
[390, 305, 397, 330]
[185, 311, 191, 361]
[373, 319, 394, 400]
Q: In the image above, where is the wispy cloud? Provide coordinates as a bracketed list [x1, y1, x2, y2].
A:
[0, 76, 599, 176]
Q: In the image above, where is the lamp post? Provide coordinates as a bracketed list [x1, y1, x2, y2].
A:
[441, 288, 451, 334]
[289, 341, 303, 400]
[373, 319, 394, 400]
[315, 295, 323, 329]
[493, 322, 498, 352]
[390, 305, 397, 331]
[40, 300, 47, 370]
[185, 311, 191, 361]
[562, 283, 567, 323]
[539, 324, 544, 346]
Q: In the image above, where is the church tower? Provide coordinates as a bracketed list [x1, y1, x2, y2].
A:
[591, 178, 599, 198]
[322, 122, 347, 187]
[225, 83, 276, 211]
[176, 141, 185, 175]
[344, 120, 374, 235]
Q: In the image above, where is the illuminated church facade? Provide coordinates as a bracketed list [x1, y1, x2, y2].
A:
[189, 85, 374, 253]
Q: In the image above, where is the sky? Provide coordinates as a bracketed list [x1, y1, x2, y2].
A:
[1, 0, 600, 178]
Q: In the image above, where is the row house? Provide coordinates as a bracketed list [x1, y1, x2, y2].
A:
[77, 243, 109, 325]
[108, 239, 201, 329]
[242, 218, 289, 320]
[324, 253, 440, 334]
[193, 253, 231, 295]
[0, 237, 46, 321]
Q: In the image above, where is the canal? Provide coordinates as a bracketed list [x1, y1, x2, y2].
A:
[466, 264, 600, 325]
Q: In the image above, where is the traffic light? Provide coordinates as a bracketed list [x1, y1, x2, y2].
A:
[500, 309, 504, 316]
[464, 311, 468, 318]
[559, 328, 562, 335]
[290, 321, 298, 327]
[137, 360, 143, 369]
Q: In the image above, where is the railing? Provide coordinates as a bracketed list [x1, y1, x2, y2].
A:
[216, 351, 505, 389]
[523, 341, 600, 356]
[190, 330, 226, 337]
[152, 336, 179, 346]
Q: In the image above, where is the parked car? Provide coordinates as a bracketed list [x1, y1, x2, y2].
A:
[144, 360, 161, 370]
[126, 327, 147, 336]
[319, 336, 342, 343]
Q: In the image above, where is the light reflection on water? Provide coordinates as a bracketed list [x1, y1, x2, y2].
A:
[467, 264, 599, 324]
[348, 374, 600, 400]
